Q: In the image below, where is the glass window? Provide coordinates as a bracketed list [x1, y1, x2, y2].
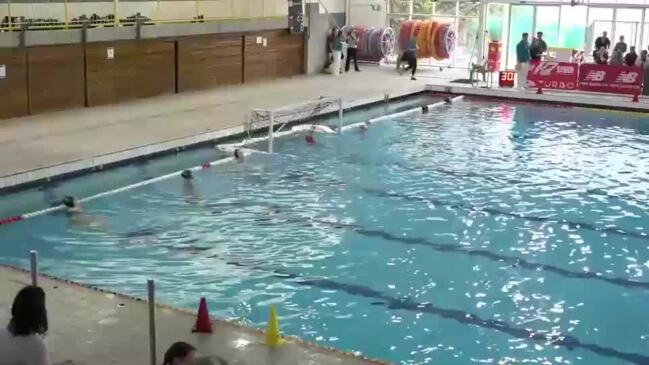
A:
[412, 0, 433, 15]
[455, 17, 480, 66]
[487, 3, 508, 42]
[535, 6, 560, 47]
[389, 15, 408, 31]
[390, 0, 411, 14]
[616, 8, 642, 22]
[434, 1, 457, 16]
[558, 5, 587, 49]
[507, 5, 534, 68]
[642, 23, 649, 52]
[588, 7, 614, 22]
[459, 1, 479, 17]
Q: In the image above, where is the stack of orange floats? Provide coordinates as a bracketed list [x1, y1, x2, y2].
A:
[399, 20, 455, 60]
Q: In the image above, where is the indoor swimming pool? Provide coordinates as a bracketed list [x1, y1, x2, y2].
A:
[1, 97, 648, 364]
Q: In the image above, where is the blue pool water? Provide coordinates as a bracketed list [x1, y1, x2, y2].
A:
[2, 98, 649, 364]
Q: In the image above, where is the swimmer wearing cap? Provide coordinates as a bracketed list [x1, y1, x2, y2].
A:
[233, 149, 243, 161]
[62, 196, 82, 213]
[360, 121, 371, 131]
[181, 170, 193, 179]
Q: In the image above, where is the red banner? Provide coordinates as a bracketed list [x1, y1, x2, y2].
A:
[527, 61, 579, 90]
[578, 64, 643, 95]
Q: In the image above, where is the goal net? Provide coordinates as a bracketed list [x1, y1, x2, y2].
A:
[246, 96, 343, 153]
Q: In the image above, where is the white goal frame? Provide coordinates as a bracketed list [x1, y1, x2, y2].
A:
[248, 96, 343, 153]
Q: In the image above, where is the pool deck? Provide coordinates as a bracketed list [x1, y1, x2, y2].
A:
[0, 265, 384, 365]
[0, 64, 648, 191]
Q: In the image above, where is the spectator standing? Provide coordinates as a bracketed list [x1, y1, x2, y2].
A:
[594, 46, 609, 65]
[609, 49, 624, 65]
[614, 35, 627, 54]
[637, 50, 649, 96]
[331, 30, 343, 76]
[516, 33, 531, 89]
[594, 31, 611, 50]
[529, 32, 547, 62]
[0, 286, 51, 365]
[345, 29, 360, 72]
[624, 46, 638, 66]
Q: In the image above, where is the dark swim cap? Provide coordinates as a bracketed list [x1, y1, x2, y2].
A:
[181, 170, 193, 179]
[234, 149, 242, 159]
[62, 196, 76, 208]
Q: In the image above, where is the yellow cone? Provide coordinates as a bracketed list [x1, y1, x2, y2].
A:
[265, 305, 284, 347]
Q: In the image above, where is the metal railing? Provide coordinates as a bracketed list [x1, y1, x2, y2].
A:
[1, 0, 283, 32]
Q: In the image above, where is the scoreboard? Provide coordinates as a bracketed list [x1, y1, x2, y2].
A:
[499, 70, 516, 88]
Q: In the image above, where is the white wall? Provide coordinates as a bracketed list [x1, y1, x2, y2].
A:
[305, 0, 346, 14]
[348, 0, 386, 27]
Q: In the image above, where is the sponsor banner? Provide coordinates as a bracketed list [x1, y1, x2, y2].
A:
[527, 61, 579, 90]
[578, 63, 643, 95]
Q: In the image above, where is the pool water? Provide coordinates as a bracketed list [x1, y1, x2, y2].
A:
[2, 99, 649, 365]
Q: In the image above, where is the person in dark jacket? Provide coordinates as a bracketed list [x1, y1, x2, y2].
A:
[624, 46, 638, 66]
[529, 32, 547, 61]
[594, 31, 611, 50]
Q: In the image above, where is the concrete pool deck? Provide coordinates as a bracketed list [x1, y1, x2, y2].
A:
[0, 64, 648, 191]
[0, 266, 385, 365]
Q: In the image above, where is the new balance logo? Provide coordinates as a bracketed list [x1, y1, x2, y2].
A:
[615, 71, 639, 84]
[583, 70, 606, 82]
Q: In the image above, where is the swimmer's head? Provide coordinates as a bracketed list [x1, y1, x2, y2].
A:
[421, 105, 429, 113]
[233, 149, 242, 160]
[444, 97, 453, 104]
[305, 134, 316, 144]
[62, 196, 76, 208]
[181, 170, 193, 179]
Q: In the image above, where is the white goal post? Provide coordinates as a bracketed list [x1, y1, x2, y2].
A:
[247, 96, 344, 153]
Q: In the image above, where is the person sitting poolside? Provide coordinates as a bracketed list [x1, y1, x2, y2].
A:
[163, 342, 196, 365]
[0, 286, 51, 365]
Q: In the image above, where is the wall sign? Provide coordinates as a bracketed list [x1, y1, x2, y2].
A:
[0, 65, 5, 79]
[107, 47, 115, 60]
[527, 61, 578, 90]
[578, 64, 643, 95]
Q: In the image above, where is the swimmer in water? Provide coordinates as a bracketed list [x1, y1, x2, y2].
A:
[233, 149, 243, 161]
[360, 120, 371, 131]
[181, 170, 193, 179]
[62, 196, 107, 231]
[305, 132, 316, 144]
[62, 196, 82, 213]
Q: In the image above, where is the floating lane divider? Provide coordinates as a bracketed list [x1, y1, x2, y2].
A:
[354, 95, 464, 128]
[7, 156, 238, 224]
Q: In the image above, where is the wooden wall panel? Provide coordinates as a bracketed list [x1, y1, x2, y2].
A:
[0, 49, 28, 120]
[27, 44, 85, 114]
[177, 34, 243, 92]
[85, 40, 175, 106]
[244, 30, 304, 83]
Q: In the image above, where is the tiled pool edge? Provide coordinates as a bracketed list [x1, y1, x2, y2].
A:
[0, 86, 426, 193]
[1, 264, 390, 365]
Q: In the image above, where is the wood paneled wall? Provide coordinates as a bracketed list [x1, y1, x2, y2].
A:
[244, 31, 304, 83]
[27, 44, 85, 114]
[85, 40, 176, 106]
[177, 34, 244, 92]
[0, 49, 29, 120]
[0, 30, 304, 119]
